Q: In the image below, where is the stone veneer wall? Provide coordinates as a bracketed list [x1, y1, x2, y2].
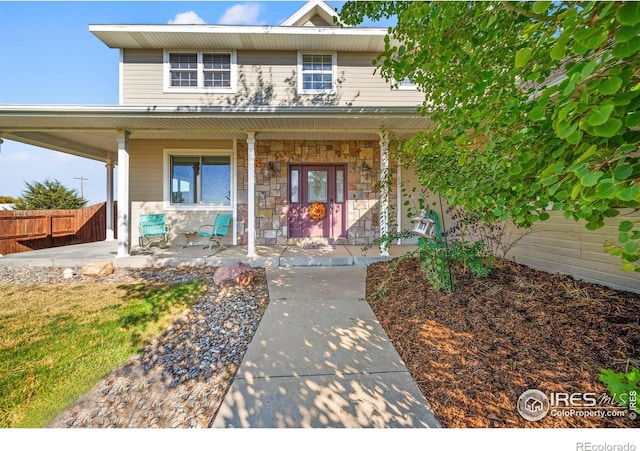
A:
[236, 139, 394, 246]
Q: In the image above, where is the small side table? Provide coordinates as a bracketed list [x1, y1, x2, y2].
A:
[181, 230, 198, 248]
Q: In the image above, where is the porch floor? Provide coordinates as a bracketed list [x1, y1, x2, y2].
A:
[0, 240, 417, 268]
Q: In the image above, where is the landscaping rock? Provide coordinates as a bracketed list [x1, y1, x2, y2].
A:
[81, 261, 115, 277]
[42, 266, 270, 428]
[213, 262, 254, 287]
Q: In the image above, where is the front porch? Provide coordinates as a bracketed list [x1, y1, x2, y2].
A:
[0, 240, 416, 269]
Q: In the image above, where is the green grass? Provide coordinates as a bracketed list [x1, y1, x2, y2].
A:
[0, 280, 206, 428]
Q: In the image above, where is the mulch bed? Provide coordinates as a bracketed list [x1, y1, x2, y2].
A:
[366, 257, 640, 428]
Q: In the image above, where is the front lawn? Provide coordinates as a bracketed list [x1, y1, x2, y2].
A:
[0, 280, 205, 428]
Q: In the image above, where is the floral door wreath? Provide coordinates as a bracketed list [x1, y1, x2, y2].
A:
[308, 202, 327, 221]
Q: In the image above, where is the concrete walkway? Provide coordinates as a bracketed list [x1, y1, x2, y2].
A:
[212, 267, 441, 428]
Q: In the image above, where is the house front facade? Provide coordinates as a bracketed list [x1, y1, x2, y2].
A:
[1, 1, 636, 292]
[1, 0, 427, 258]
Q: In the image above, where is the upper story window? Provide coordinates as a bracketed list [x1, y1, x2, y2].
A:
[396, 77, 418, 91]
[297, 52, 337, 94]
[164, 51, 237, 93]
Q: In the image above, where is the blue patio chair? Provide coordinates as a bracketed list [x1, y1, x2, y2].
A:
[198, 213, 232, 250]
[139, 213, 170, 248]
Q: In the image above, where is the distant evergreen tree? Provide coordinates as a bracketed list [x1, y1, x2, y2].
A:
[0, 195, 17, 204]
[15, 179, 87, 210]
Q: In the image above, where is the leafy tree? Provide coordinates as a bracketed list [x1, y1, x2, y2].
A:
[340, 1, 640, 270]
[15, 179, 87, 210]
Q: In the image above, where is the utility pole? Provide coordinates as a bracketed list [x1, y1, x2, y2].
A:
[74, 176, 88, 199]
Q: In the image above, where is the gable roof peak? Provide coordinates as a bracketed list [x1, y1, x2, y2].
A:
[281, 0, 343, 27]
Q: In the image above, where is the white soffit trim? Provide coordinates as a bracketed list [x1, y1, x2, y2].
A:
[89, 24, 387, 51]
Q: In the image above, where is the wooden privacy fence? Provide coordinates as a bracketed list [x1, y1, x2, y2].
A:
[0, 202, 116, 255]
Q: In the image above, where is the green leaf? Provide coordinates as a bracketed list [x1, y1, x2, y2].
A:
[539, 211, 550, 221]
[528, 106, 546, 121]
[556, 121, 578, 139]
[532, 1, 550, 14]
[620, 221, 635, 233]
[626, 111, 640, 128]
[613, 39, 640, 59]
[515, 48, 533, 68]
[550, 42, 566, 61]
[580, 171, 604, 187]
[617, 2, 640, 26]
[613, 164, 633, 180]
[585, 222, 600, 231]
[617, 186, 640, 201]
[509, 164, 523, 175]
[586, 104, 614, 126]
[593, 118, 623, 137]
[566, 129, 583, 145]
[616, 24, 640, 43]
[595, 180, 617, 198]
[618, 232, 630, 243]
[600, 368, 640, 412]
[599, 77, 623, 95]
[624, 240, 638, 254]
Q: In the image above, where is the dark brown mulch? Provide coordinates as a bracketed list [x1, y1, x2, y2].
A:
[366, 257, 640, 428]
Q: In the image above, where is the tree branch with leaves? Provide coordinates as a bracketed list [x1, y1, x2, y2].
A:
[340, 1, 640, 270]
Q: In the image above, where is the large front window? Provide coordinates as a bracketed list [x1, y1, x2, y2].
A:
[297, 52, 336, 94]
[170, 155, 231, 206]
[165, 51, 236, 92]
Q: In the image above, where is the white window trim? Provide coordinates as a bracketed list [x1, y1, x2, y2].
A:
[163, 147, 237, 212]
[163, 50, 237, 93]
[297, 51, 337, 95]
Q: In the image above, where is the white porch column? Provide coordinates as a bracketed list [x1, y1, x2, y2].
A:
[379, 131, 390, 256]
[105, 158, 115, 241]
[246, 132, 257, 258]
[116, 131, 130, 258]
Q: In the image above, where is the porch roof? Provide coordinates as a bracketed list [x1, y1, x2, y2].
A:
[0, 104, 430, 164]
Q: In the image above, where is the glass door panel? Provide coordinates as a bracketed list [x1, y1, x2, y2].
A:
[307, 170, 328, 203]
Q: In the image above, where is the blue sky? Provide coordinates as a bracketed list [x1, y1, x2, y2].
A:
[0, 0, 373, 205]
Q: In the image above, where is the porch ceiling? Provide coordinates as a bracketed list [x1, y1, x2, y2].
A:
[0, 105, 430, 164]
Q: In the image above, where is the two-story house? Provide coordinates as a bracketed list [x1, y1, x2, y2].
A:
[0, 0, 427, 259]
[1, 0, 637, 292]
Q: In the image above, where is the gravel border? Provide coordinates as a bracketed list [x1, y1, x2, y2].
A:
[1, 265, 269, 428]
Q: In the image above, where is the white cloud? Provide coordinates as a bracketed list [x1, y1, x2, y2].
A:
[168, 11, 207, 25]
[219, 3, 263, 25]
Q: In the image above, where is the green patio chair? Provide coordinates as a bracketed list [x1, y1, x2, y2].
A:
[139, 213, 169, 248]
[198, 213, 232, 250]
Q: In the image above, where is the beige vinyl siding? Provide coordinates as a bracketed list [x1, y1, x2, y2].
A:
[130, 139, 164, 201]
[399, 166, 452, 244]
[337, 53, 422, 106]
[121, 49, 423, 107]
[505, 210, 640, 293]
[131, 201, 234, 248]
[129, 139, 235, 246]
[122, 50, 165, 105]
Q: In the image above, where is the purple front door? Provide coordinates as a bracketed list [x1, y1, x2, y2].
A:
[289, 164, 346, 239]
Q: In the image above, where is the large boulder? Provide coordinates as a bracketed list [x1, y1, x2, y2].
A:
[81, 261, 115, 277]
[213, 262, 254, 286]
